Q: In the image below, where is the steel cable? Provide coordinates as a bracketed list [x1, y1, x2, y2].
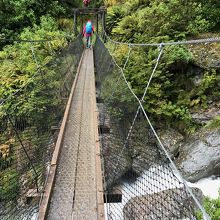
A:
[97, 35, 211, 220]
[104, 31, 220, 47]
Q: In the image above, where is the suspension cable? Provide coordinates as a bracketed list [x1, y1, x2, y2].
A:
[6, 112, 39, 192]
[103, 40, 163, 192]
[0, 44, 43, 107]
[104, 31, 220, 47]
[0, 38, 56, 43]
[99, 35, 211, 220]
[122, 43, 164, 151]
[107, 43, 132, 99]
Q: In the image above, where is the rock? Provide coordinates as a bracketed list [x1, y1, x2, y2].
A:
[98, 103, 132, 188]
[189, 40, 220, 70]
[191, 106, 220, 125]
[158, 129, 184, 158]
[176, 128, 220, 182]
[123, 188, 203, 220]
[102, 132, 132, 188]
[129, 123, 164, 175]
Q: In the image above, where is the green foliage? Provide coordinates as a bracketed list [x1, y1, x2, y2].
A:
[0, 16, 68, 130]
[205, 116, 220, 129]
[197, 0, 220, 31]
[164, 45, 193, 65]
[107, 42, 196, 132]
[0, 169, 19, 201]
[101, 70, 137, 119]
[188, 71, 220, 109]
[106, 5, 126, 34]
[0, 0, 66, 41]
[105, 0, 220, 133]
[196, 191, 220, 220]
[112, 14, 140, 42]
[108, 0, 217, 43]
[104, 0, 124, 7]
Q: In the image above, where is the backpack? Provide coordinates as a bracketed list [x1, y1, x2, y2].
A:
[85, 22, 92, 34]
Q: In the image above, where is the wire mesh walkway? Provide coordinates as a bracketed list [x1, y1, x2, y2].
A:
[40, 49, 104, 220]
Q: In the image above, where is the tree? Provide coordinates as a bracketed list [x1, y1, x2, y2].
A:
[0, 0, 65, 42]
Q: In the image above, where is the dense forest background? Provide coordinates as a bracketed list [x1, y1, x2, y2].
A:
[105, 0, 220, 131]
[104, 1, 220, 219]
[0, 0, 220, 218]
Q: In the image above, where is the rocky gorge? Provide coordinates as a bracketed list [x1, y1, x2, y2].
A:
[96, 34, 220, 219]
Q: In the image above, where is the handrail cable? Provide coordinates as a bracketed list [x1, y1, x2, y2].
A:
[0, 33, 75, 43]
[104, 31, 220, 47]
[0, 43, 43, 107]
[121, 43, 164, 153]
[99, 35, 211, 220]
[0, 34, 82, 107]
[0, 38, 57, 43]
[102, 39, 164, 198]
[108, 43, 132, 99]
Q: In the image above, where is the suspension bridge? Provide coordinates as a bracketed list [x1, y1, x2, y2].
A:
[1, 6, 220, 220]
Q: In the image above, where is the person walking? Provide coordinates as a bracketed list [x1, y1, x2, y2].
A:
[83, 20, 95, 49]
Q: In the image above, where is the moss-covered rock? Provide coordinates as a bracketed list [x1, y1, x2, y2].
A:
[189, 34, 220, 70]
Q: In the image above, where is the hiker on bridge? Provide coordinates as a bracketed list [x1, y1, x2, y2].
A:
[83, 20, 95, 48]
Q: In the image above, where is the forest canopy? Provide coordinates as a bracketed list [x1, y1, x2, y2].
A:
[104, 0, 220, 133]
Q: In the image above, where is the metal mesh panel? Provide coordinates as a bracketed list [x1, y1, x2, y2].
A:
[94, 36, 202, 220]
[0, 35, 83, 220]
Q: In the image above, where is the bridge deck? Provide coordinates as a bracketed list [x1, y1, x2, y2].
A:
[40, 49, 104, 220]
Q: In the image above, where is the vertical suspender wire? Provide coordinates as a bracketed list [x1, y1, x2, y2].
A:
[6, 112, 39, 193]
[30, 43, 46, 84]
[31, 44, 40, 69]
[47, 42, 54, 56]
[113, 49, 211, 220]
[108, 44, 132, 100]
[122, 44, 164, 149]
[106, 42, 163, 183]
[100, 36, 210, 219]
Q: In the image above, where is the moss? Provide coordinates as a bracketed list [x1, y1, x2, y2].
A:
[196, 190, 220, 220]
[205, 116, 220, 129]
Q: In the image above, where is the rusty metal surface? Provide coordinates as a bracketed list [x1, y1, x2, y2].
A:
[47, 49, 102, 220]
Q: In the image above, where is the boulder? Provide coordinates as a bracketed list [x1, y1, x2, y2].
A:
[123, 188, 203, 220]
[158, 128, 184, 158]
[189, 39, 220, 70]
[176, 128, 220, 182]
[191, 106, 220, 125]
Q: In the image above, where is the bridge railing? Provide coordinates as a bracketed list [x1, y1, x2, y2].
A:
[94, 36, 208, 220]
[0, 35, 83, 220]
